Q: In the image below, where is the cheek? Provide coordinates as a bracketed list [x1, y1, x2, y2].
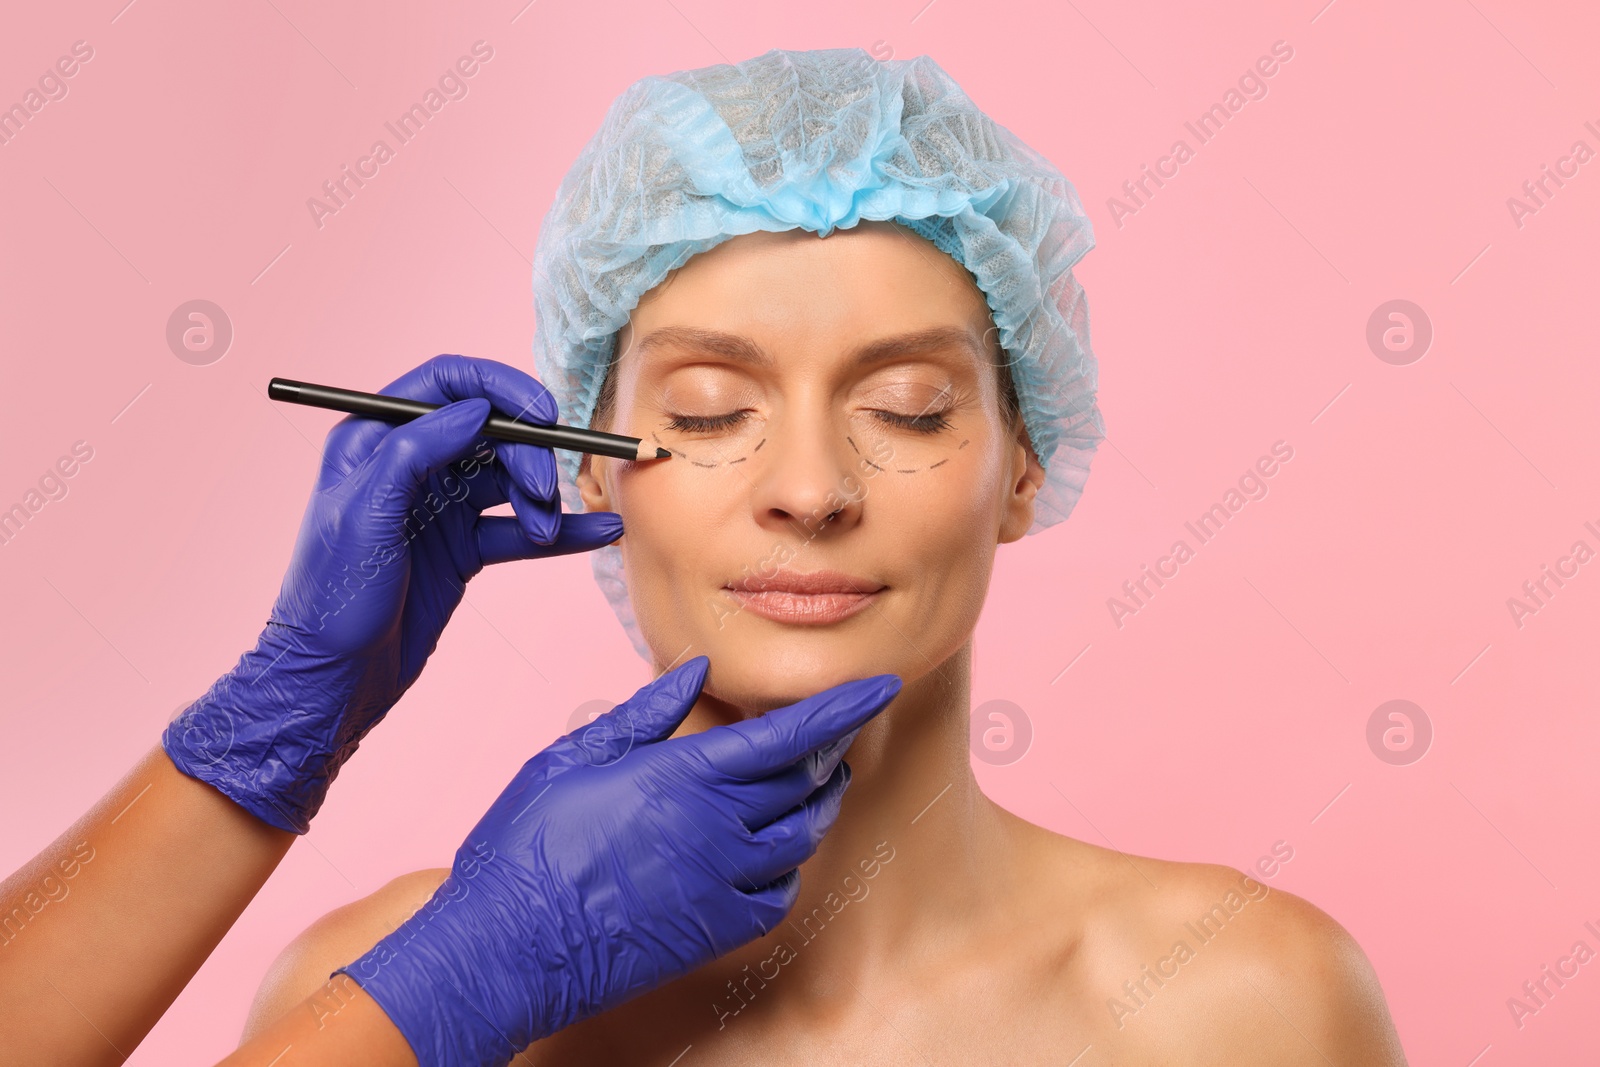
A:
[874, 445, 1004, 598]
[611, 455, 745, 539]
[608, 462, 739, 626]
[863, 434, 1004, 533]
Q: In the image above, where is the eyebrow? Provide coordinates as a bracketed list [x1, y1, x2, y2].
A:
[634, 324, 987, 370]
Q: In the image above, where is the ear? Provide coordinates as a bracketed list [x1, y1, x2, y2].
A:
[998, 429, 1047, 544]
[576, 457, 614, 514]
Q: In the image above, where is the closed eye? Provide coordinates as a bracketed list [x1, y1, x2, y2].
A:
[665, 408, 954, 434]
[874, 409, 953, 434]
[664, 410, 751, 433]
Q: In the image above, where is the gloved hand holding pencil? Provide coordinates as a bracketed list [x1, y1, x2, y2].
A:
[163, 354, 632, 834]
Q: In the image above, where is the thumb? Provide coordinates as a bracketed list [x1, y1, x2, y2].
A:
[565, 656, 709, 767]
[356, 397, 492, 529]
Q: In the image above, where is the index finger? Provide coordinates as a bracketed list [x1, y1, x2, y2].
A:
[688, 674, 902, 780]
[322, 355, 559, 478]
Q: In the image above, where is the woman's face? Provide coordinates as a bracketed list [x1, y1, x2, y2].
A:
[577, 220, 1046, 712]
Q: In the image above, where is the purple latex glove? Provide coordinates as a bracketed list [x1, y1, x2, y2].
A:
[163, 355, 620, 833]
[337, 655, 901, 1066]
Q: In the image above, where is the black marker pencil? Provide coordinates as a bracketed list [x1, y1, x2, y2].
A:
[267, 377, 671, 463]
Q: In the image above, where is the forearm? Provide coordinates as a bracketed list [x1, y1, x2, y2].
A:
[0, 743, 294, 1064]
[220, 974, 418, 1067]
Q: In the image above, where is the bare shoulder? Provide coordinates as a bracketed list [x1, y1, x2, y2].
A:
[239, 867, 451, 1044]
[1150, 860, 1405, 1060]
[1016, 824, 1407, 1064]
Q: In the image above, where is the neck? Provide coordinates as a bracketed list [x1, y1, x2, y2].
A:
[676, 641, 1014, 981]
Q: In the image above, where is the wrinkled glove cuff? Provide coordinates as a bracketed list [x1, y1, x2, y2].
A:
[162, 625, 388, 834]
[335, 858, 555, 1067]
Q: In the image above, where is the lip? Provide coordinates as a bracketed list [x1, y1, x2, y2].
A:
[725, 570, 886, 625]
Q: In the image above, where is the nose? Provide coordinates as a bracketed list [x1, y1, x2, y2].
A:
[747, 404, 865, 540]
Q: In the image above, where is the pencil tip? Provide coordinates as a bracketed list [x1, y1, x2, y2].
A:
[655, 447, 672, 459]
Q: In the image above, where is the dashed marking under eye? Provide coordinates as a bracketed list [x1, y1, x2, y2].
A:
[845, 433, 960, 475]
[652, 430, 760, 469]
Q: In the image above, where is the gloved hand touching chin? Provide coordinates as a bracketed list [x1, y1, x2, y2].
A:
[162, 355, 616, 833]
[337, 655, 901, 1067]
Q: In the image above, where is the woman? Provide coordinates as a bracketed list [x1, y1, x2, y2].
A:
[245, 48, 1408, 1062]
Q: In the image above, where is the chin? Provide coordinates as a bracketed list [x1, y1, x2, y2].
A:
[690, 625, 895, 715]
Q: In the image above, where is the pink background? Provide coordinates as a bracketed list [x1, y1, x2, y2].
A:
[2, 0, 1597, 1062]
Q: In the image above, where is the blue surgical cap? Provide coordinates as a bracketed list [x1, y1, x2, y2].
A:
[531, 46, 1105, 661]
